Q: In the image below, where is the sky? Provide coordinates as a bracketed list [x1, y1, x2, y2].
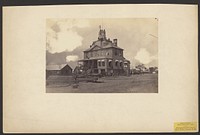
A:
[46, 18, 158, 69]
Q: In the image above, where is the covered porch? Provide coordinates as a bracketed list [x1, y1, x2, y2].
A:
[78, 59, 99, 74]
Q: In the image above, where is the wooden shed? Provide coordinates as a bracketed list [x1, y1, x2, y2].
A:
[46, 64, 72, 76]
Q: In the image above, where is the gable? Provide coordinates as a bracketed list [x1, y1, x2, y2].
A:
[91, 45, 102, 51]
[85, 45, 102, 52]
[61, 64, 72, 71]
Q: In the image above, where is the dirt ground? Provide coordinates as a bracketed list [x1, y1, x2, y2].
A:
[46, 74, 158, 93]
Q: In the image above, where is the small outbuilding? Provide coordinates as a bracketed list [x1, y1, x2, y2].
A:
[46, 64, 72, 76]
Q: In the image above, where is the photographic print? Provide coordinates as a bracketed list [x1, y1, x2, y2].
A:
[3, 4, 198, 133]
[46, 18, 158, 93]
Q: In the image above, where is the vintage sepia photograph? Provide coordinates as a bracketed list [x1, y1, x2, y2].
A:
[3, 4, 198, 133]
[46, 18, 158, 93]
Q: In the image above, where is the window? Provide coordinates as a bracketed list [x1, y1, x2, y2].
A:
[115, 61, 118, 66]
[120, 62, 123, 67]
[102, 61, 105, 66]
[124, 64, 127, 68]
[85, 53, 89, 59]
[98, 61, 101, 66]
[119, 51, 122, 56]
[109, 61, 112, 67]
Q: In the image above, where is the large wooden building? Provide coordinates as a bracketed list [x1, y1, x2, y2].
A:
[78, 27, 130, 76]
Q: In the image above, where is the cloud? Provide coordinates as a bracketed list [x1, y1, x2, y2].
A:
[134, 48, 157, 65]
[47, 30, 83, 53]
[66, 55, 79, 62]
[46, 19, 158, 68]
[46, 19, 90, 53]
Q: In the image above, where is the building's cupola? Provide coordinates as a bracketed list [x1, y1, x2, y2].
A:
[98, 25, 106, 40]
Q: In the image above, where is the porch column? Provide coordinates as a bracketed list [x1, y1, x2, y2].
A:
[91, 60, 94, 73]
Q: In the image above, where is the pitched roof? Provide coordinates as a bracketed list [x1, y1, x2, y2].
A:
[46, 64, 71, 71]
[84, 45, 101, 52]
[84, 42, 123, 52]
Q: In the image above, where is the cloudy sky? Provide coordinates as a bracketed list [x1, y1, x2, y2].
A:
[46, 18, 158, 69]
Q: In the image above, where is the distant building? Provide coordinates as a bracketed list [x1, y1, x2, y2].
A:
[78, 26, 130, 76]
[46, 64, 72, 76]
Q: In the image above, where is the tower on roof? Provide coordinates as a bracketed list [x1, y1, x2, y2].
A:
[98, 25, 106, 40]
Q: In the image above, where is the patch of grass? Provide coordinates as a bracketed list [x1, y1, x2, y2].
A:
[46, 74, 158, 93]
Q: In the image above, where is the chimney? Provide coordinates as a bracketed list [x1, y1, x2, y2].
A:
[113, 39, 117, 46]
